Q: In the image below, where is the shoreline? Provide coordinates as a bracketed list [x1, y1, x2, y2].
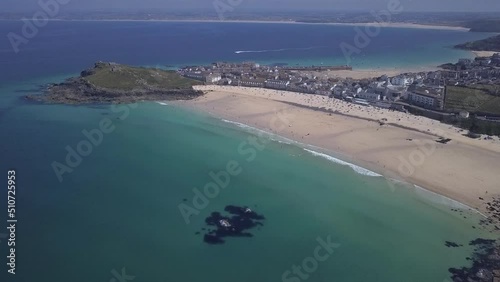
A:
[0, 18, 471, 31]
[216, 114, 487, 216]
[472, 50, 500, 57]
[175, 85, 500, 216]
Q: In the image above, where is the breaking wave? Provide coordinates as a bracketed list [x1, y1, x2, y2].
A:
[221, 119, 381, 177]
[303, 149, 382, 177]
[221, 119, 294, 144]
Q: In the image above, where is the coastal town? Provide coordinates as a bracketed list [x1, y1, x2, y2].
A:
[179, 53, 500, 127]
[28, 56, 500, 282]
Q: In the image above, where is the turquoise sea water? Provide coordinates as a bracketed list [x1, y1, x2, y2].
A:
[0, 22, 498, 281]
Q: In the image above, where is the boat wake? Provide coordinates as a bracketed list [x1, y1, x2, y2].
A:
[235, 46, 325, 54]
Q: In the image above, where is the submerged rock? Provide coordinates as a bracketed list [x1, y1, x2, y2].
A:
[445, 241, 463, 248]
[201, 205, 265, 244]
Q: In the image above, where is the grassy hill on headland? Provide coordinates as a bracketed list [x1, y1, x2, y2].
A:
[455, 35, 500, 52]
[463, 19, 500, 32]
[83, 62, 200, 91]
[29, 62, 203, 104]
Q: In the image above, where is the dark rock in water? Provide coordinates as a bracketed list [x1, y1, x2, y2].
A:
[445, 241, 462, 248]
[204, 234, 224, 244]
[470, 238, 496, 246]
[224, 205, 265, 220]
[448, 238, 500, 281]
[202, 205, 265, 245]
[195, 232, 200, 235]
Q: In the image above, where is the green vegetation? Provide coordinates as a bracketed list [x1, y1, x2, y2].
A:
[449, 117, 500, 137]
[468, 84, 500, 94]
[455, 35, 500, 52]
[33, 62, 204, 104]
[83, 62, 201, 91]
[445, 85, 500, 115]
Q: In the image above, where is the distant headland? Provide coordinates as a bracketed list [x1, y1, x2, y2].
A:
[2, 11, 500, 32]
[27, 62, 203, 104]
[455, 34, 500, 53]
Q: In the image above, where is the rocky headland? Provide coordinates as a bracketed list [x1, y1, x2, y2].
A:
[27, 62, 203, 104]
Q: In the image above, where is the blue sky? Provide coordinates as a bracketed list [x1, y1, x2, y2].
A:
[2, 0, 500, 12]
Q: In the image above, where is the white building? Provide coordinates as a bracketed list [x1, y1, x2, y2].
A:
[265, 80, 290, 90]
[205, 73, 222, 83]
[183, 72, 204, 81]
[391, 75, 414, 86]
[353, 98, 370, 106]
[356, 91, 380, 101]
[407, 91, 439, 108]
[238, 79, 265, 88]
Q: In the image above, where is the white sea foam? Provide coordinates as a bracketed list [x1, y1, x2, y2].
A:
[156, 102, 169, 106]
[222, 119, 381, 177]
[304, 148, 382, 177]
[222, 119, 255, 130]
[221, 119, 294, 144]
[221, 118, 484, 215]
[413, 185, 487, 217]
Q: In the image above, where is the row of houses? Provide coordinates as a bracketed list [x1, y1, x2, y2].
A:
[182, 72, 222, 83]
[179, 54, 497, 112]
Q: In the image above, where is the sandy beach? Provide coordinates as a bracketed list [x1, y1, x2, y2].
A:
[473, 51, 500, 57]
[176, 85, 500, 215]
[324, 22, 470, 31]
[39, 19, 471, 31]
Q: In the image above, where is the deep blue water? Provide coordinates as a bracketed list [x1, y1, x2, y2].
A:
[0, 21, 494, 84]
[0, 21, 497, 282]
